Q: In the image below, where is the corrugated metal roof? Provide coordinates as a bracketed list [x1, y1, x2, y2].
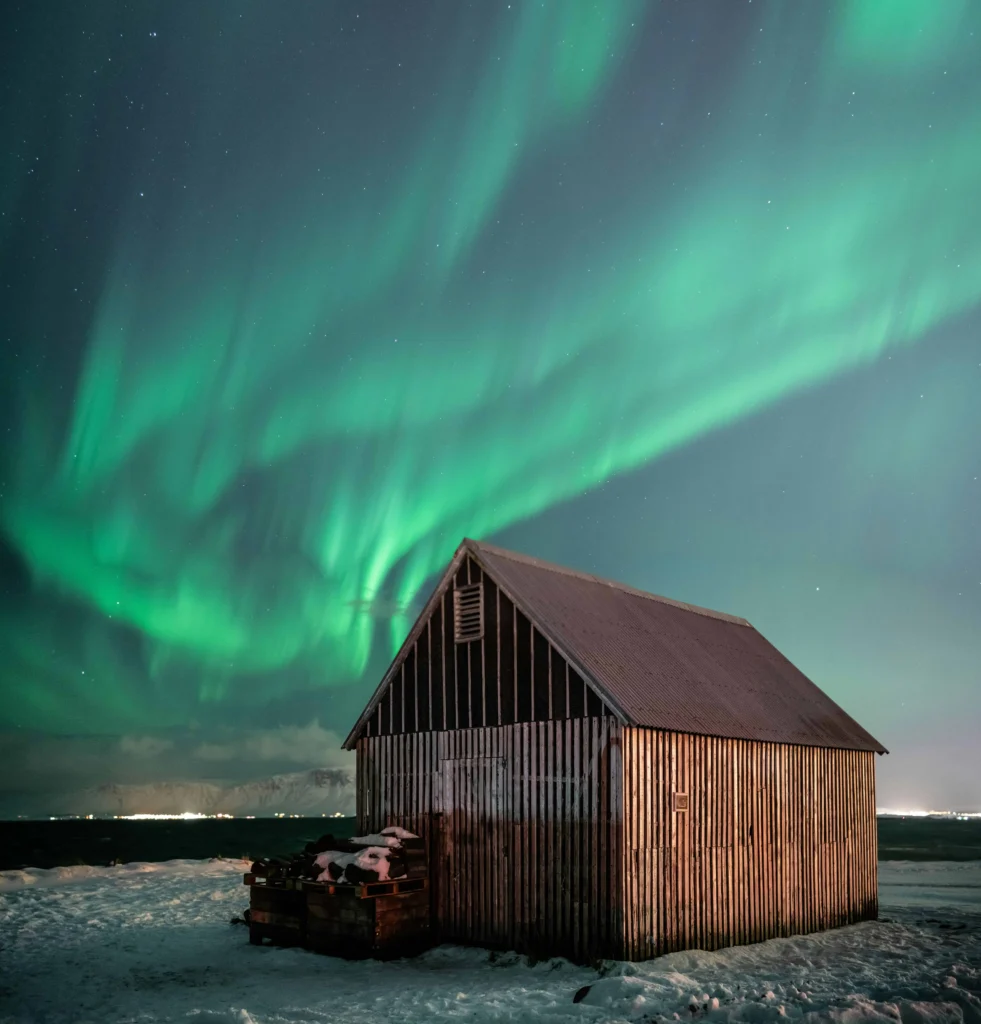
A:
[468, 539, 886, 754]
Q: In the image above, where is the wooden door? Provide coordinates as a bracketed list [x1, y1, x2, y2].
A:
[437, 756, 510, 946]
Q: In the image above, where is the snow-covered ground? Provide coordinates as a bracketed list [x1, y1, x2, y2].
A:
[0, 859, 978, 1024]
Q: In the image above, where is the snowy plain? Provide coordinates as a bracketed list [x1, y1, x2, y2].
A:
[0, 858, 978, 1024]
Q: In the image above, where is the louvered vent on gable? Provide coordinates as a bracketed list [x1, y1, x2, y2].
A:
[453, 583, 484, 643]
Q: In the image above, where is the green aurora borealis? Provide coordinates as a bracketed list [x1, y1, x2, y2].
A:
[1, 1, 980, 809]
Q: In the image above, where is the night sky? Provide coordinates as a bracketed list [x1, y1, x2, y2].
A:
[1, 0, 979, 816]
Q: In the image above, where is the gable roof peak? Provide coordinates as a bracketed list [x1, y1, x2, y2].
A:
[464, 538, 751, 628]
[344, 537, 887, 755]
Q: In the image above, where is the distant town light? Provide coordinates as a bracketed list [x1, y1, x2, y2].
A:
[35, 808, 354, 821]
[118, 812, 209, 821]
[877, 807, 981, 819]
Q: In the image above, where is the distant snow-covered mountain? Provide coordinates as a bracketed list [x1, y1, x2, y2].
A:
[63, 768, 355, 817]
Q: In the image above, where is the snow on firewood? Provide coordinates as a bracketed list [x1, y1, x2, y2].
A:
[354, 847, 394, 881]
[249, 825, 419, 885]
[379, 826, 418, 840]
[314, 846, 405, 884]
[350, 833, 402, 847]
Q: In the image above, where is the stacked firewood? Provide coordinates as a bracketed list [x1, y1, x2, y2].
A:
[249, 826, 425, 886]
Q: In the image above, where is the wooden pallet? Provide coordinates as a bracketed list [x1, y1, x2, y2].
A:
[299, 876, 428, 900]
[243, 873, 299, 888]
[305, 884, 431, 959]
[247, 882, 306, 947]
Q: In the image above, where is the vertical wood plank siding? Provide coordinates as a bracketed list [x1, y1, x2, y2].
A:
[620, 729, 878, 960]
[357, 718, 625, 961]
[365, 556, 611, 738]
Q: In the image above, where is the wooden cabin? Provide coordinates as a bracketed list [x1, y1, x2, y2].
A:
[343, 538, 886, 962]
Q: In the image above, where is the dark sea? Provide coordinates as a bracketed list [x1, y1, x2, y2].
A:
[0, 815, 978, 872]
[0, 816, 358, 871]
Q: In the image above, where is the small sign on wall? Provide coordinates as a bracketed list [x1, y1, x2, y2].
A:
[673, 792, 688, 812]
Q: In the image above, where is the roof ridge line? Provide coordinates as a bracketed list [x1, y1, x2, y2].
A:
[465, 539, 751, 627]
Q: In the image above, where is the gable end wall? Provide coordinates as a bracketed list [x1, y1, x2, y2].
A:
[363, 556, 613, 738]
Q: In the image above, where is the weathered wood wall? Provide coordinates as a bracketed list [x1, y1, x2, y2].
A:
[358, 723, 878, 961]
[363, 555, 611, 738]
[357, 717, 625, 961]
[621, 729, 878, 960]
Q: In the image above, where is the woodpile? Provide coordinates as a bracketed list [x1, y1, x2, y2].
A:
[248, 825, 424, 885]
[244, 825, 431, 959]
[305, 884, 431, 960]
